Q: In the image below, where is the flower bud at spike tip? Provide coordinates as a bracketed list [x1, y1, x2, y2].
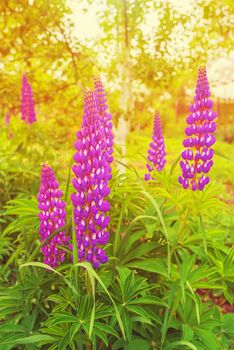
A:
[71, 78, 114, 268]
[38, 164, 70, 268]
[179, 66, 217, 191]
[21, 74, 37, 124]
[94, 76, 114, 162]
[145, 112, 166, 180]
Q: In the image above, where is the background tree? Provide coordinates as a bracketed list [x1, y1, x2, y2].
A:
[84, 0, 234, 129]
[0, 0, 94, 131]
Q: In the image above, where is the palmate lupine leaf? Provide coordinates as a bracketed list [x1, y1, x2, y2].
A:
[0, 285, 21, 319]
[19, 262, 79, 300]
[0, 334, 55, 347]
[162, 340, 198, 350]
[127, 258, 168, 277]
[123, 337, 151, 350]
[3, 198, 39, 236]
[121, 241, 160, 265]
[0, 323, 25, 333]
[41, 301, 119, 348]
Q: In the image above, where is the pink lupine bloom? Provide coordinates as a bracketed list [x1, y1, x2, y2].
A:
[71, 86, 113, 269]
[145, 112, 166, 180]
[5, 114, 10, 126]
[178, 66, 217, 191]
[21, 74, 36, 124]
[38, 164, 70, 268]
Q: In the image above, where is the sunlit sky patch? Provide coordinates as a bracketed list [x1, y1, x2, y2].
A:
[66, 0, 234, 99]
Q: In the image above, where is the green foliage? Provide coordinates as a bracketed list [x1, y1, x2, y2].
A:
[0, 158, 233, 349]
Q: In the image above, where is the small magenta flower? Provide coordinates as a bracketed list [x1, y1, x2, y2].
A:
[179, 66, 217, 191]
[38, 164, 69, 268]
[71, 87, 113, 269]
[145, 112, 166, 180]
[5, 114, 10, 126]
[21, 74, 36, 124]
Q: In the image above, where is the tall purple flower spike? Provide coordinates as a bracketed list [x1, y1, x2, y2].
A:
[145, 112, 166, 181]
[38, 164, 70, 268]
[179, 66, 217, 191]
[71, 86, 113, 269]
[21, 74, 36, 124]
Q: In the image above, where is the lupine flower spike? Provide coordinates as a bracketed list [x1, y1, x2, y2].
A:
[38, 164, 69, 268]
[71, 86, 113, 268]
[93, 76, 114, 162]
[179, 66, 217, 191]
[5, 114, 10, 126]
[21, 74, 37, 124]
[145, 112, 166, 180]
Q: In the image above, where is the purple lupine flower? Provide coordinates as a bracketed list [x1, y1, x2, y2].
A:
[145, 112, 166, 180]
[71, 87, 113, 269]
[178, 66, 217, 191]
[21, 74, 36, 124]
[94, 76, 114, 161]
[38, 164, 70, 268]
[5, 114, 10, 126]
[93, 77, 114, 174]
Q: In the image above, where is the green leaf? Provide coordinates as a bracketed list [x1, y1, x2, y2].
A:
[91, 325, 108, 346]
[125, 337, 151, 350]
[222, 314, 234, 336]
[89, 301, 96, 339]
[163, 340, 198, 350]
[0, 334, 55, 346]
[121, 241, 160, 264]
[194, 329, 219, 349]
[0, 323, 25, 333]
[58, 331, 71, 350]
[127, 258, 168, 277]
[186, 281, 200, 325]
[74, 262, 126, 339]
[170, 154, 181, 176]
[161, 281, 180, 345]
[179, 254, 196, 286]
[94, 322, 119, 339]
[72, 210, 78, 265]
[69, 323, 82, 340]
[214, 149, 233, 161]
[182, 324, 194, 342]
[142, 191, 171, 274]
[20, 261, 63, 276]
[122, 230, 145, 255]
[126, 305, 152, 325]
[122, 310, 132, 342]
[46, 312, 78, 325]
[128, 296, 166, 307]
[113, 204, 125, 256]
